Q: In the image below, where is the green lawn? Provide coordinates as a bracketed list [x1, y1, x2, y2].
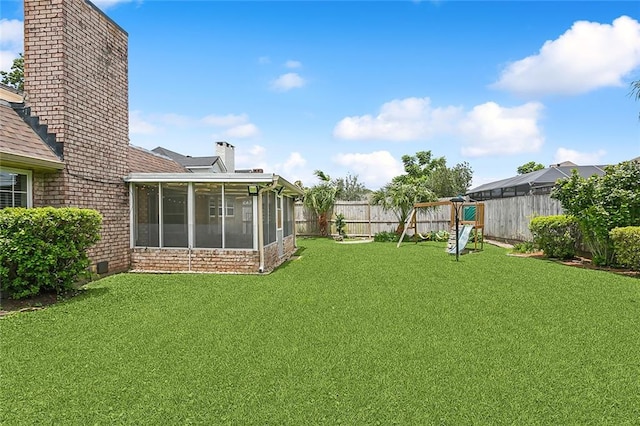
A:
[2, 239, 640, 424]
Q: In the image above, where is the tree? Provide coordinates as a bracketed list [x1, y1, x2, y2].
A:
[371, 179, 436, 234]
[303, 170, 339, 236]
[0, 53, 24, 92]
[370, 150, 473, 234]
[517, 161, 545, 175]
[551, 161, 640, 265]
[400, 151, 473, 197]
[333, 174, 370, 201]
[632, 80, 640, 120]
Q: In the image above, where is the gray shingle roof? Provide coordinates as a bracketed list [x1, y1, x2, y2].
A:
[0, 98, 64, 170]
[467, 165, 607, 195]
[151, 147, 223, 169]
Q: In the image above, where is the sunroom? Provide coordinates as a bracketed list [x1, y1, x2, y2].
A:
[125, 173, 304, 273]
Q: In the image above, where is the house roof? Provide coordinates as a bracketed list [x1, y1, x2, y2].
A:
[0, 88, 64, 171]
[151, 147, 225, 171]
[124, 172, 305, 197]
[467, 165, 607, 195]
[128, 145, 187, 173]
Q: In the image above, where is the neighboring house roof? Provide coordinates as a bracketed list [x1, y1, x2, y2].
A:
[467, 165, 607, 198]
[0, 88, 64, 171]
[127, 145, 187, 173]
[152, 146, 226, 172]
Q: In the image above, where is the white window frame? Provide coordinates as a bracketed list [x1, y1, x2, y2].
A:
[0, 166, 32, 208]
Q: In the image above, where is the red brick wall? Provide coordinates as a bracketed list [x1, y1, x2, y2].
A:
[131, 248, 261, 273]
[130, 235, 297, 273]
[24, 0, 130, 273]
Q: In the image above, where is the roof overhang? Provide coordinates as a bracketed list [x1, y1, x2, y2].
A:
[0, 152, 65, 171]
[124, 172, 304, 197]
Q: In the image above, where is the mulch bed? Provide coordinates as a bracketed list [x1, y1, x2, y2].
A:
[510, 251, 640, 278]
[0, 289, 83, 317]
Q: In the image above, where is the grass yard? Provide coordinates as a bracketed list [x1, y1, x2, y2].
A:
[2, 238, 640, 424]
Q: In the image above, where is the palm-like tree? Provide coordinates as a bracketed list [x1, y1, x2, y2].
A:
[303, 170, 338, 236]
[371, 178, 436, 234]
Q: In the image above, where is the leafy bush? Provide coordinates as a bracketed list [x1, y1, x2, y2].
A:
[551, 161, 640, 265]
[512, 241, 537, 254]
[373, 231, 414, 243]
[0, 207, 102, 299]
[335, 213, 347, 237]
[529, 215, 580, 260]
[610, 227, 640, 270]
[374, 231, 400, 242]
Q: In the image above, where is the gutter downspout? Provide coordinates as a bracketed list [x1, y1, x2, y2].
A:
[258, 177, 279, 273]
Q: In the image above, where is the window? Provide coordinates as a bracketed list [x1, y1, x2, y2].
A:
[134, 184, 159, 247]
[195, 183, 222, 248]
[283, 197, 294, 237]
[224, 184, 253, 249]
[162, 183, 188, 247]
[0, 168, 31, 209]
[262, 191, 276, 245]
[132, 182, 258, 250]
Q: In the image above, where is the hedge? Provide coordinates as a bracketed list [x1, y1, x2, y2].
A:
[529, 215, 580, 260]
[610, 226, 640, 270]
[0, 207, 102, 299]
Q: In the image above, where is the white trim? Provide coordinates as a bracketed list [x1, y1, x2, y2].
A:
[129, 184, 135, 248]
[187, 182, 194, 249]
[252, 196, 259, 250]
[158, 183, 164, 248]
[0, 166, 32, 208]
[221, 185, 226, 248]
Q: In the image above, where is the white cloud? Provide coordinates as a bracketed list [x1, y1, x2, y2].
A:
[271, 72, 306, 91]
[333, 151, 404, 189]
[223, 123, 260, 139]
[493, 15, 640, 96]
[129, 111, 157, 134]
[285, 60, 302, 69]
[235, 144, 268, 170]
[333, 97, 545, 158]
[202, 113, 248, 127]
[333, 97, 462, 141]
[459, 102, 545, 157]
[283, 152, 306, 170]
[553, 147, 607, 165]
[0, 19, 23, 72]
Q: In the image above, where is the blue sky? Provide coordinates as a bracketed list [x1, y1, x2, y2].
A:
[1, 1, 639, 190]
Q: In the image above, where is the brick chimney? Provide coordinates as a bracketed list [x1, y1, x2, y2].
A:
[216, 141, 235, 173]
[23, 0, 130, 273]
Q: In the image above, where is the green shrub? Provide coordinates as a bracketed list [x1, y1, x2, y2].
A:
[610, 227, 640, 270]
[551, 161, 640, 266]
[0, 207, 102, 299]
[374, 231, 399, 242]
[373, 231, 413, 243]
[512, 241, 537, 254]
[335, 213, 347, 237]
[529, 215, 580, 260]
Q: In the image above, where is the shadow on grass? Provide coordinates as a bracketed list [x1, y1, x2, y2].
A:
[0, 286, 110, 316]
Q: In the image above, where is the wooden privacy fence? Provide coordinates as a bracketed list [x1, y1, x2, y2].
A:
[295, 195, 565, 242]
[295, 201, 452, 237]
[481, 195, 564, 242]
